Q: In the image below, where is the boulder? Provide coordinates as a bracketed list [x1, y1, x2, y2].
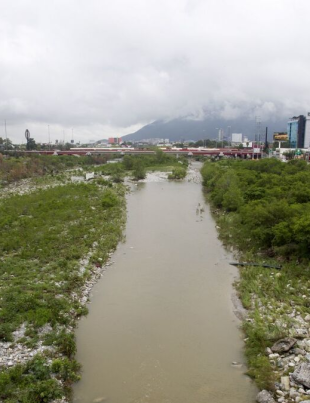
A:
[86, 172, 95, 181]
[292, 363, 310, 389]
[281, 376, 290, 391]
[271, 338, 297, 353]
[290, 328, 309, 338]
[256, 390, 276, 403]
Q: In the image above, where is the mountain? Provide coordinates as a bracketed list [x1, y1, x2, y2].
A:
[122, 117, 287, 142]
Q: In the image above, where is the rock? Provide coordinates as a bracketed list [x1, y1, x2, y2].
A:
[86, 172, 95, 181]
[256, 390, 276, 403]
[297, 340, 306, 348]
[292, 348, 306, 355]
[231, 361, 242, 368]
[281, 376, 290, 391]
[305, 315, 310, 322]
[292, 363, 310, 388]
[271, 338, 297, 353]
[289, 389, 299, 398]
[290, 329, 308, 338]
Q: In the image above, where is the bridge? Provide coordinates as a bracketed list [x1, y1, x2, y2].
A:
[11, 147, 262, 158]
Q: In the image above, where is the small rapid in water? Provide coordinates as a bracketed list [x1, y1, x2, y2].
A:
[73, 162, 257, 403]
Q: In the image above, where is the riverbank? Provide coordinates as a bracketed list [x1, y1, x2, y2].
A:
[0, 172, 126, 402]
[201, 159, 310, 403]
[0, 155, 191, 402]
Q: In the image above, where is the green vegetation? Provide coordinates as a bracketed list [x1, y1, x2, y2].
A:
[0, 179, 126, 401]
[0, 356, 80, 402]
[0, 154, 109, 184]
[168, 166, 187, 179]
[93, 152, 188, 181]
[201, 158, 310, 390]
[201, 158, 310, 259]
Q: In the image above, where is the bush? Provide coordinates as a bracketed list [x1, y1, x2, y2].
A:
[101, 189, 119, 208]
[55, 331, 76, 358]
[168, 166, 186, 180]
[132, 161, 146, 180]
[26, 379, 63, 402]
[51, 358, 81, 382]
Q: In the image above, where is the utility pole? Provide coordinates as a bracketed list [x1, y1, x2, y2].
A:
[4, 120, 7, 151]
[254, 116, 261, 159]
[265, 127, 268, 156]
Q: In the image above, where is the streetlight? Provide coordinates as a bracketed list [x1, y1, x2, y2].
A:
[48, 125, 50, 149]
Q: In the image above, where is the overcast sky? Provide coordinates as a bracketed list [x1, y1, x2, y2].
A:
[1, 0, 310, 144]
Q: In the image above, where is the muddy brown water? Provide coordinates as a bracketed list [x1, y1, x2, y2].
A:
[73, 166, 257, 403]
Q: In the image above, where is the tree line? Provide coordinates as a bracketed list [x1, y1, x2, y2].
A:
[201, 158, 310, 260]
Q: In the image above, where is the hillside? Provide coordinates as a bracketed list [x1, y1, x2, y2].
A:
[122, 117, 286, 142]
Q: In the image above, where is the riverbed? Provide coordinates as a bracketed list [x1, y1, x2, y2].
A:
[73, 163, 257, 403]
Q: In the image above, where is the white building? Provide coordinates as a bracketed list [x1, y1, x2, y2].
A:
[231, 133, 243, 143]
[218, 129, 224, 141]
[304, 112, 310, 148]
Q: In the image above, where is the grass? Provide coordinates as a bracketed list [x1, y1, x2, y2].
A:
[0, 180, 126, 401]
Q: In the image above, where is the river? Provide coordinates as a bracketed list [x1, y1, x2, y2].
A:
[73, 163, 257, 403]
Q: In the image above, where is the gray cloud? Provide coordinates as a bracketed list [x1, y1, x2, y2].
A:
[1, 0, 310, 143]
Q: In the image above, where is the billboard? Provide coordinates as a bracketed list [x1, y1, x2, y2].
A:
[273, 132, 288, 141]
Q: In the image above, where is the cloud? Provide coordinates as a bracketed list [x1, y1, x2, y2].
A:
[1, 0, 310, 143]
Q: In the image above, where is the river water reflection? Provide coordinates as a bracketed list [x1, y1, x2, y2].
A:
[73, 164, 257, 403]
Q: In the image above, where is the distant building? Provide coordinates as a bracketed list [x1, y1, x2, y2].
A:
[242, 141, 253, 147]
[304, 113, 310, 148]
[231, 133, 243, 143]
[287, 116, 305, 148]
[108, 137, 122, 145]
[218, 129, 224, 142]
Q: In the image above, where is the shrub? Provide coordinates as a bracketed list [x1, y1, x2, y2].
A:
[168, 166, 186, 180]
[55, 332, 76, 357]
[51, 358, 81, 382]
[132, 160, 146, 180]
[101, 189, 119, 208]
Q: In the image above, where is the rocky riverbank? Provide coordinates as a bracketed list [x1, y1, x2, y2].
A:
[0, 173, 127, 402]
[254, 300, 310, 403]
[0, 248, 115, 372]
